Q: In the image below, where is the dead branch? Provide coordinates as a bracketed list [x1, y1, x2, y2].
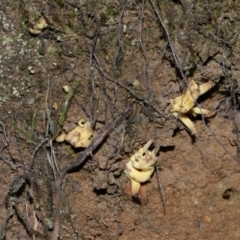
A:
[0, 121, 9, 143]
[89, 35, 98, 126]
[139, 0, 152, 101]
[51, 103, 133, 240]
[113, 0, 126, 103]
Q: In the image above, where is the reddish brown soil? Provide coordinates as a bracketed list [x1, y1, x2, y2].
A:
[0, 1, 240, 239]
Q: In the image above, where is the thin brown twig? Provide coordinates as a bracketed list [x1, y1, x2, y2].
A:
[95, 56, 112, 128]
[30, 138, 48, 169]
[45, 76, 50, 135]
[93, 52, 126, 158]
[139, 0, 153, 102]
[156, 164, 166, 215]
[13, 111, 27, 169]
[0, 146, 20, 170]
[0, 200, 14, 240]
[65, 195, 80, 240]
[13, 199, 45, 239]
[228, 82, 240, 161]
[89, 35, 98, 126]
[113, 0, 126, 104]
[0, 121, 9, 143]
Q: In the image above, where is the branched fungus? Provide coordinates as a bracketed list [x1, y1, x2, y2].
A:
[170, 79, 213, 134]
[124, 139, 157, 196]
[56, 119, 93, 148]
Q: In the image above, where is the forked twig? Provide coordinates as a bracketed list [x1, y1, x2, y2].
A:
[30, 138, 48, 169]
[89, 35, 98, 126]
[0, 121, 9, 143]
[113, 0, 126, 103]
[51, 103, 133, 240]
[139, 0, 152, 102]
[156, 165, 166, 215]
[0, 146, 22, 170]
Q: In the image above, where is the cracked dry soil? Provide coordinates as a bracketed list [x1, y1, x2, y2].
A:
[1, 0, 240, 239]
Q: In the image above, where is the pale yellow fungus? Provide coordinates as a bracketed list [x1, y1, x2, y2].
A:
[56, 119, 93, 148]
[124, 139, 157, 196]
[28, 17, 48, 35]
[170, 79, 213, 134]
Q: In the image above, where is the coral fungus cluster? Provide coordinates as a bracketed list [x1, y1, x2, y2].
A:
[56, 119, 93, 148]
[124, 139, 157, 196]
[170, 79, 213, 134]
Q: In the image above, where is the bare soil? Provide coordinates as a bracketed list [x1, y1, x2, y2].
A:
[1, 1, 240, 239]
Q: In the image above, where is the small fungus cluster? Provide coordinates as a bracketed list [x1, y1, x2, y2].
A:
[124, 139, 157, 196]
[28, 17, 48, 35]
[56, 119, 93, 148]
[170, 79, 213, 134]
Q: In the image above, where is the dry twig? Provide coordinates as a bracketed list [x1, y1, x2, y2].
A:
[51, 103, 132, 240]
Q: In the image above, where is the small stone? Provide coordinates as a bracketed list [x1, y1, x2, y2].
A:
[108, 172, 116, 185]
[110, 162, 119, 172]
[107, 184, 118, 194]
[93, 171, 108, 190]
[117, 223, 123, 235]
[99, 156, 108, 170]
[204, 216, 211, 222]
[97, 202, 107, 211]
[85, 30, 95, 39]
[27, 98, 35, 105]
